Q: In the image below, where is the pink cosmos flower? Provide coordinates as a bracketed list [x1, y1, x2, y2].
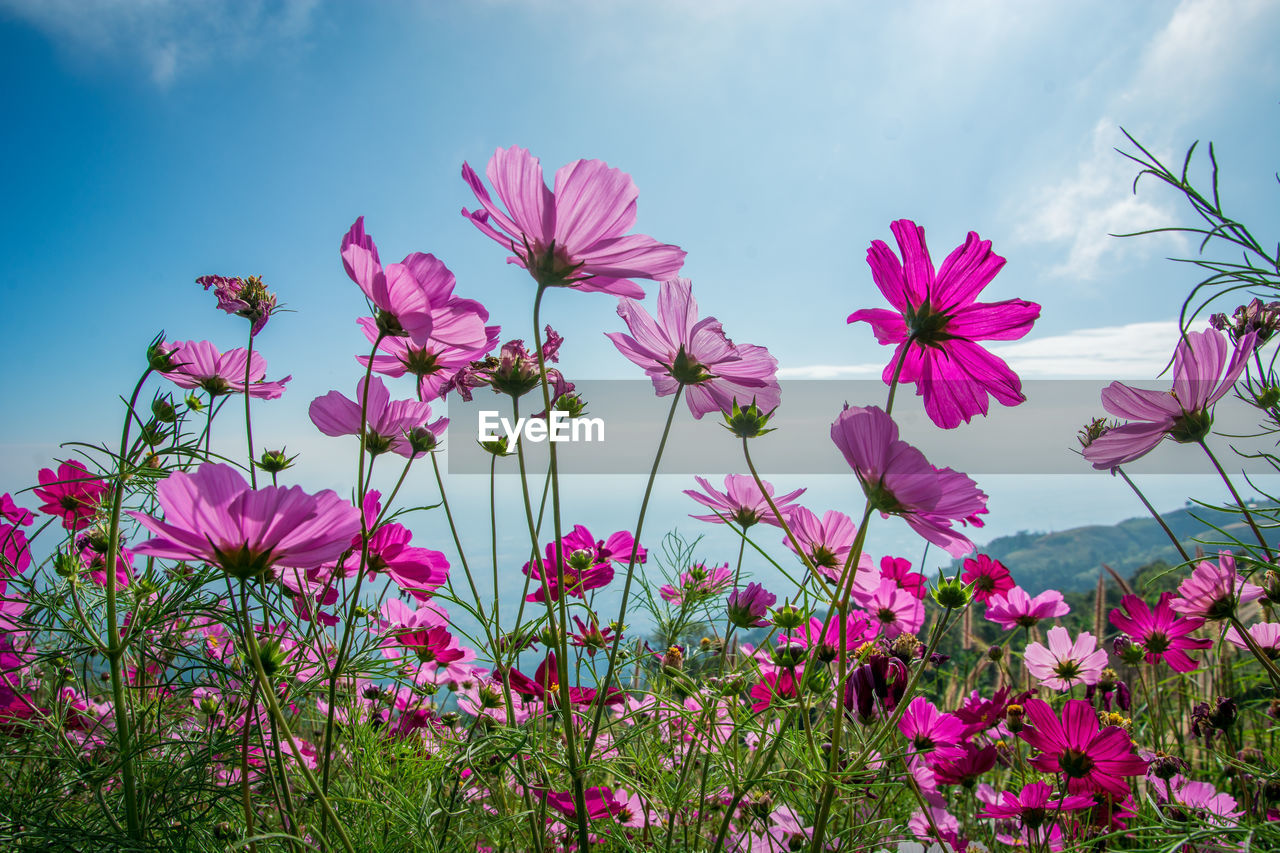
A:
[536, 785, 626, 822]
[1084, 327, 1256, 469]
[856, 578, 925, 638]
[1224, 621, 1280, 658]
[726, 583, 777, 629]
[395, 625, 466, 667]
[309, 376, 447, 458]
[831, 405, 988, 557]
[899, 696, 967, 762]
[34, 460, 108, 532]
[960, 554, 1014, 603]
[1110, 592, 1211, 672]
[659, 562, 733, 605]
[444, 327, 573, 404]
[783, 507, 869, 582]
[1171, 551, 1264, 620]
[848, 219, 1040, 429]
[342, 217, 477, 347]
[356, 316, 500, 402]
[979, 781, 1096, 828]
[461, 145, 685, 296]
[606, 278, 781, 418]
[1160, 776, 1244, 826]
[130, 463, 361, 580]
[160, 340, 291, 399]
[984, 587, 1069, 631]
[1024, 626, 1107, 691]
[1019, 698, 1148, 797]
[683, 474, 805, 528]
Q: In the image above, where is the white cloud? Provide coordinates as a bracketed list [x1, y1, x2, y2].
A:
[1012, 0, 1280, 279]
[0, 0, 320, 87]
[780, 320, 1182, 380]
[1015, 119, 1180, 279]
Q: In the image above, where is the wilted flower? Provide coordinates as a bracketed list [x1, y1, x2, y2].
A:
[197, 274, 277, 336]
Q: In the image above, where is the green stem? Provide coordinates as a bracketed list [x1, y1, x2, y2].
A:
[103, 366, 152, 839]
[1198, 439, 1273, 559]
[244, 332, 257, 489]
[581, 388, 684, 763]
[529, 287, 589, 853]
[1116, 466, 1190, 562]
[240, 586, 356, 853]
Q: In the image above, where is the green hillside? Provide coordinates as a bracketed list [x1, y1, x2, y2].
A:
[961, 501, 1275, 594]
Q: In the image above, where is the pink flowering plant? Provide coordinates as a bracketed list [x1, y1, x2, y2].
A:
[2, 133, 1280, 853]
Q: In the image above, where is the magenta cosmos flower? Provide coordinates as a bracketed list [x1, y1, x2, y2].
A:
[979, 781, 1096, 829]
[831, 404, 987, 557]
[1170, 551, 1264, 620]
[606, 278, 781, 418]
[683, 474, 805, 528]
[961, 554, 1014, 603]
[461, 146, 685, 296]
[848, 219, 1041, 429]
[130, 463, 361, 580]
[309, 376, 447, 458]
[34, 460, 108, 532]
[1024, 626, 1107, 691]
[1083, 327, 1256, 469]
[727, 583, 776, 628]
[1110, 592, 1211, 673]
[898, 696, 967, 762]
[1019, 698, 1147, 797]
[160, 340, 291, 399]
[984, 586, 1069, 631]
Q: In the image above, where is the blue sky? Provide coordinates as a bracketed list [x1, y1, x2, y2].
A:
[2, 0, 1279, 604]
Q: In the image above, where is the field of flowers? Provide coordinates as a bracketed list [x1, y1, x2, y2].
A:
[1, 134, 1278, 853]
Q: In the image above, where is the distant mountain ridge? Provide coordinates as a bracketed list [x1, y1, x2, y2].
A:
[958, 502, 1275, 594]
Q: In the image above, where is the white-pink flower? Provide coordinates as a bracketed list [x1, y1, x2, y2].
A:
[1024, 626, 1107, 691]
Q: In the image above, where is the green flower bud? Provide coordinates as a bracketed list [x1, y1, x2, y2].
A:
[722, 398, 777, 439]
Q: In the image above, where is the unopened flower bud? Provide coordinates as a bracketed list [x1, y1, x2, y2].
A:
[1005, 704, 1024, 733]
[932, 576, 970, 610]
[439, 712, 459, 726]
[147, 334, 178, 372]
[1254, 386, 1280, 410]
[815, 642, 838, 664]
[771, 643, 806, 668]
[406, 426, 440, 455]
[54, 552, 79, 578]
[1262, 570, 1280, 604]
[479, 436, 515, 457]
[151, 394, 178, 423]
[986, 645, 1004, 662]
[552, 392, 588, 418]
[772, 603, 806, 631]
[722, 398, 776, 439]
[257, 448, 297, 473]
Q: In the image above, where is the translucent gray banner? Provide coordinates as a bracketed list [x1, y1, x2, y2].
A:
[443, 380, 1278, 476]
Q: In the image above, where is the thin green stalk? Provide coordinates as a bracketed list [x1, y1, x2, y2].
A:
[528, 289, 589, 852]
[320, 331, 385, 807]
[1198, 439, 1274, 559]
[244, 332, 257, 489]
[103, 366, 152, 839]
[1116, 467, 1190, 563]
[240, 586, 357, 853]
[582, 387, 684, 763]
